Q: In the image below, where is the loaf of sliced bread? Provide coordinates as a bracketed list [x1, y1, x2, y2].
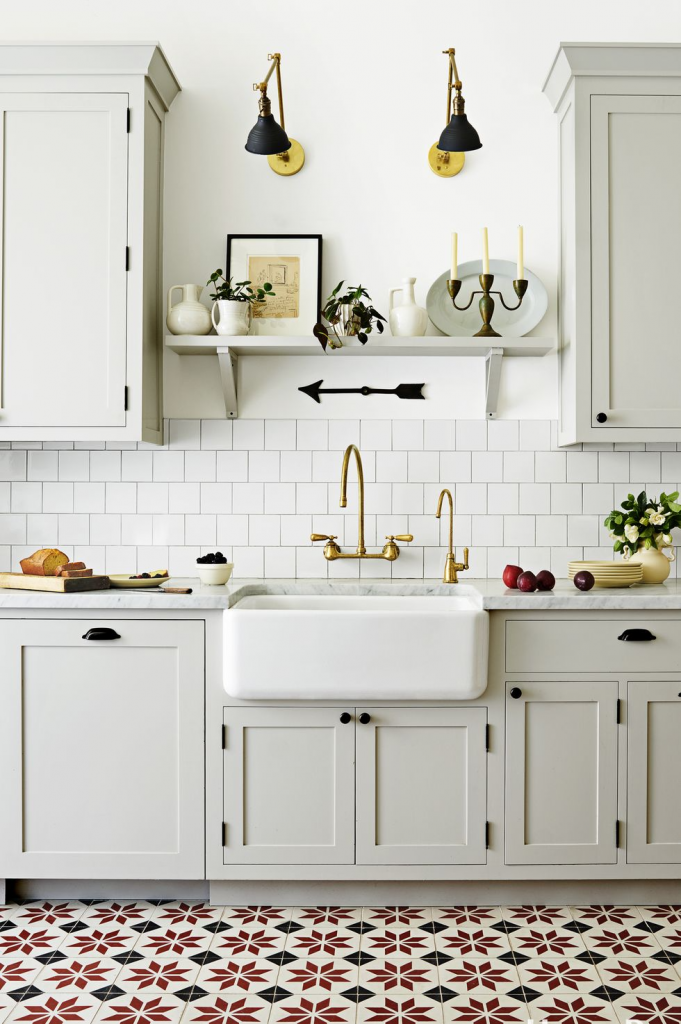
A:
[20, 548, 69, 576]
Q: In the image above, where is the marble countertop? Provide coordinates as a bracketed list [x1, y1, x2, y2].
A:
[0, 577, 681, 610]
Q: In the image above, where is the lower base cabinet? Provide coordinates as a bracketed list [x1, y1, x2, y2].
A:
[505, 680, 619, 865]
[222, 706, 488, 866]
[627, 680, 681, 863]
[0, 619, 205, 880]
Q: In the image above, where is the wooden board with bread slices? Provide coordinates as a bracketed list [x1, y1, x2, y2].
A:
[0, 548, 110, 592]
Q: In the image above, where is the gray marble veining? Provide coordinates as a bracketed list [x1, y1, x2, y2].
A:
[0, 578, 680, 610]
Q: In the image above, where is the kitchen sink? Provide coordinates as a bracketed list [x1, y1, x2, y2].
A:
[223, 588, 489, 700]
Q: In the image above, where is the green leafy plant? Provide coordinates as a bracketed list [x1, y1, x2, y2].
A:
[207, 269, 275, 305]
[604, 490, 681, 559]
[313, 282, 386, 351]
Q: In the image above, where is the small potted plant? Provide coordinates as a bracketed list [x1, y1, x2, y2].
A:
[207, 270, 275, 337]
[313, 282, 386, 350]
[604, 489, 681, 583]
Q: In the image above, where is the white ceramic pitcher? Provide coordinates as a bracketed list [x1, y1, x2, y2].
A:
[211, 299, 251, 337]
[166, 284, 211, 336]
[388, 277, 428, 337]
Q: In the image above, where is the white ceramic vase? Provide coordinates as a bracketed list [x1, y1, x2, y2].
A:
[631, 544, 675, 584]
[211, 300, 251, 337]
[388, 277, 428, 337]
[166, 284, 211, 336]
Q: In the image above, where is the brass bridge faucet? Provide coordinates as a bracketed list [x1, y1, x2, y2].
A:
[311, 444, 413, 561]
[435, 487, 469, 583]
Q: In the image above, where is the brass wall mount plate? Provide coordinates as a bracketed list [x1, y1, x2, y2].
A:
[428, 143, 465, 177]
[268, 138, 305, 176]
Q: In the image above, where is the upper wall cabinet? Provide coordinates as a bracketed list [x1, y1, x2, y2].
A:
[0, 44, 180, 444]
[544, 44, 681, 445]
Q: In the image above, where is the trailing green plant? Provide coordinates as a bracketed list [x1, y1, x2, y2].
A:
[313, 282, 386, 350]
[207, 269, 275, 304]
[604, 489, 681, 559]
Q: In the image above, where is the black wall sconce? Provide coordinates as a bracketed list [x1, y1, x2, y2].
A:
[245, 52, 305, 176]
[428, 47, 482, 178]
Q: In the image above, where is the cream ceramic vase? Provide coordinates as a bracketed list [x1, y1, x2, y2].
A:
[211, 299, 251, 337]
[631, 544, 675, 584]
[166, 284, 211, 336]
[388, 277, 428, 337]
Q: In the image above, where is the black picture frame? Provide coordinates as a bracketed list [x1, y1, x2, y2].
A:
[226, 234, 323, 327]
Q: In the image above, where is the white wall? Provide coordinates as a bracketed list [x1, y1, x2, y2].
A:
[4, 0, 681, 420]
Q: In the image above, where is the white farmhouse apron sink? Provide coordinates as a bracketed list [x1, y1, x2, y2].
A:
[223, 589, 489, 700]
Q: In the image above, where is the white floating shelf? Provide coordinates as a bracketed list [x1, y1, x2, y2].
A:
[165, 334, 555, 418]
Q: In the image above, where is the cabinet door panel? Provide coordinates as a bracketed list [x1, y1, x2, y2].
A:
[0, 93, 127, 428]
[628, 680, 681, 863]
[0, 619, 204, 879]
[356, 708, 487, 865]
[591, 94, 681, 428]
[506, 681, 618, 864]
[223, 708, 355, 864]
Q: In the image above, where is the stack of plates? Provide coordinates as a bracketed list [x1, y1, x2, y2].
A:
[568, 560, 643, 588]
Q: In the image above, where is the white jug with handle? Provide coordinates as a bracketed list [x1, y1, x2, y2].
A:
[211, 299, 251, 337]
[166, 284, 212, 336]
[388, 277, 428, 337]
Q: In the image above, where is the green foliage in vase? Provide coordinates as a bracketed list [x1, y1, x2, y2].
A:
[207, 269, 275, 304]
[604, 489, 681, 559]
[313, 281, 386, 350]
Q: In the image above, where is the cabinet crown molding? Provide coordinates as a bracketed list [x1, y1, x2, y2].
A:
[544, 42, 681, 110]
[0, 43, 181, 109]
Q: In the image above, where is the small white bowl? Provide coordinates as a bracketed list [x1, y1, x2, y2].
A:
[196, 563, 234, 586]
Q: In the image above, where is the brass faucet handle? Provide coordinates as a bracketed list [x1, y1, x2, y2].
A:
[385, 534, 414, 543]
[310, 533, 337, 542]
[462, 546, 469, 569]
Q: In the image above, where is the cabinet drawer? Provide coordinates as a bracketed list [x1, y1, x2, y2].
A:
[506, 619, 681, 673]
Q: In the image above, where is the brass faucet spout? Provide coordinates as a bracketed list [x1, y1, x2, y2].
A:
[435, 487, 468, 584]
[340, 444, 365, 555]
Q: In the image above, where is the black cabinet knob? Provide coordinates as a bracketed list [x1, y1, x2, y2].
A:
[359, 712, 371, 724]
[82, 627, 121, 641]
[596, 412, 608, 423]
[618, 628, 656, 642]
[339, 712, 352, 724]
[510, 687, 523, 699]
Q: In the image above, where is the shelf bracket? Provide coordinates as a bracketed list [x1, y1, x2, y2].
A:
[484, 347, 504, 419]
[216, 347, 238, 418]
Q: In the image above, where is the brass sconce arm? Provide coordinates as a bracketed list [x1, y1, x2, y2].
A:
[444, 47, 464, 122]
[254, 53, 285, 129]
[435, 487, 469, 584]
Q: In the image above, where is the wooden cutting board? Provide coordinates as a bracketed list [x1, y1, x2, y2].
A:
[0, 573, 111, 593]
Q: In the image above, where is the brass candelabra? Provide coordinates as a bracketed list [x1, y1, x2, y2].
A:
[447, 273, 528, 338]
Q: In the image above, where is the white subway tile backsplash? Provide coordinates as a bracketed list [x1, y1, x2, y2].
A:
[361, 420, 392, 451]
[27, 451, 58, 481]
[424, 420, 455, 451]
[90, 451, 121, 482]
[201, 420, 233, 450]
[455, 420, 487, 451]
[280, 450, 311, 482]
[407, 451, 439, 483]
[11, 482, 42, 513]
[392, 420, 423, 451]
[265, 419, 296, 451]
[488, 419, 519, 451]
[3, 417, 679, 580]
[233, 420, 264, 451]
[169, 482, 201, 514]
[184, 451, 217, 482]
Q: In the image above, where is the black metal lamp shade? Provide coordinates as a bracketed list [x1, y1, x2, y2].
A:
[438, 112, 482, 153]
[245, 113, 291, 156]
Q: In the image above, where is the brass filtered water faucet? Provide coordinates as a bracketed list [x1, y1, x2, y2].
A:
[311, 444, 413, 561]
[435, 487, 469, 583]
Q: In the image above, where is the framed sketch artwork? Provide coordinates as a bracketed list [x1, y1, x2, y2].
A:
[226, 234, 322, 336]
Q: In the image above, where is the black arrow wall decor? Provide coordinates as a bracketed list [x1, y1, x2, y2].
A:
[299, 380, 425, 404]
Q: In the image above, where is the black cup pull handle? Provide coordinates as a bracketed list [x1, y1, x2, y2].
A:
[82, 627, 121, 641]
[617, 629, 656, 642]
[510, 687, 523, 699]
